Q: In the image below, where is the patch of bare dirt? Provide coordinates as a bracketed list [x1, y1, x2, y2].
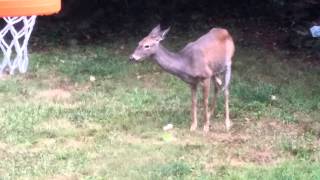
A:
[0, 142, 9, 159]
[31, 138, 56, 153]
[32, 120, 101, 152]
[36, 88, 71, 101]
[31, 136, 95, 153]
[243, 148, 278, 165]
[202, 119, 308, 166]
[60, 137, 94, 149]
[45, 174, 78, 180]
[228, 157, 249, 167]
[0, 141, 8, 150]
[35, 118, 76, 131]
[116, 118, 316, 167]
[209, 132, 251, 144]
[0, 74, 10, 81]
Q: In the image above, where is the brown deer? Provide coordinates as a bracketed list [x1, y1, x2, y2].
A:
[129, 25, 235, 132]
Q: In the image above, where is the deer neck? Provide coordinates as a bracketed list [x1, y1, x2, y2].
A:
[153, 44, 192, 82]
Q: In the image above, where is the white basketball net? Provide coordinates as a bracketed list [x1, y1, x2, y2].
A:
[0, 16, 37, 74]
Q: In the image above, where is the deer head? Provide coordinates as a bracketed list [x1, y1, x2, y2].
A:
[130, 25, 170, 61]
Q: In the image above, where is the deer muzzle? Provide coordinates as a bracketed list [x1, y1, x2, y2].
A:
[129, 54, 141, 62]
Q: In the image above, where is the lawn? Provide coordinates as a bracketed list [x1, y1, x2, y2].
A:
[0, 37, 319, 179]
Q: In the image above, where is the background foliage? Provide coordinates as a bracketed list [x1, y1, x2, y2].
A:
[37, 0, 320, 60]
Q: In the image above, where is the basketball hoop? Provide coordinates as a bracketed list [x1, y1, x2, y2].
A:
[0, 0, 61, 74]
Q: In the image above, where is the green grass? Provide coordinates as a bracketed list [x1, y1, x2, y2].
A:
[0, 41, 319, 179]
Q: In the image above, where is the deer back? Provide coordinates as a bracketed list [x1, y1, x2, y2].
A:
[180, 28, 235, 76]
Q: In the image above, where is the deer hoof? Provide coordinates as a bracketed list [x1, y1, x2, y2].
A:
[225, 120, 233, 131]
[190, 123, 197, 131]
[203, 125, 210, 133]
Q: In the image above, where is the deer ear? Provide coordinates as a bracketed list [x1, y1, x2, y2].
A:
[149, 24, 161, 36]
[160, 27, 170, 40]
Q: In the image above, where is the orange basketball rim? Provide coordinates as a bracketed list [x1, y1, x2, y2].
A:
[0, 0, 61, 17]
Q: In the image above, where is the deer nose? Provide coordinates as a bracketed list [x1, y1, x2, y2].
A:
[129, 55, 135, 61]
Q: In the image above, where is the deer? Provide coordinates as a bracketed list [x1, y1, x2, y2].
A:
[129, 25, 235, 133]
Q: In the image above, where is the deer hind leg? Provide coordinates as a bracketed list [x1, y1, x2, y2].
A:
[202, 78, 211, 133]
[190, 84, 198, 131]
[209, 77, 219, 125]
[224, 64, 232, 131]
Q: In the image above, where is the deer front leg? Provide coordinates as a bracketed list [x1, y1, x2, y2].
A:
[202, 79, 211, 133]
[190, 84, 198, 131]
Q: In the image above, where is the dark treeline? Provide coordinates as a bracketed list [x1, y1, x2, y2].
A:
[36, 0, 320, 58]
[56, 0, 320, 28]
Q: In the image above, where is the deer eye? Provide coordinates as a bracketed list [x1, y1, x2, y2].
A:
[144, 45, 150, 49]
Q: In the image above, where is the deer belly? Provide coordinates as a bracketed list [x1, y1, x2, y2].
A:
[176, 72, 198, 84]
[209, 61, 226, 75]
